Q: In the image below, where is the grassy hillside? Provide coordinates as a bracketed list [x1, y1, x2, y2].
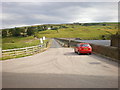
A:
[36, 24, 118, 39]
[2, 23, 118, 50]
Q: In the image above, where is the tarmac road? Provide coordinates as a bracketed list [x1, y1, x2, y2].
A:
[2, 39, 118, 88]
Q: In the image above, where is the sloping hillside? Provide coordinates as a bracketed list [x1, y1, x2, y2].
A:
[36, 24, 118, 39]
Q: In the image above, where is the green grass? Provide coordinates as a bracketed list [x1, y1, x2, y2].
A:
[2, 36, 40, 50]
[2, 36, 50, 50]
[36, 25, 117, 39]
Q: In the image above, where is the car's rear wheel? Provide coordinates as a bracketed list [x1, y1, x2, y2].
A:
[88, 53, 91, 55]
[75, 51, 77, 53]
[74, 50, 77, 53]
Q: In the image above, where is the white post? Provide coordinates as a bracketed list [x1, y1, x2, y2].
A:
[40, 38, 43, 44]
[43, 36, 46, 47]
[43, 36, 46, 40]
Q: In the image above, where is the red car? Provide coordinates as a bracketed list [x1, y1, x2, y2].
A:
[74, 43, 92, 55]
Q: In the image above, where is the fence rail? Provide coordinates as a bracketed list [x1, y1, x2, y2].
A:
[2, 42, 49, 60]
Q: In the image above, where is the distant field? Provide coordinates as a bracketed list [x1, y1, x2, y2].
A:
[2, 23, 118, 50]
[36, 25, 117, 39]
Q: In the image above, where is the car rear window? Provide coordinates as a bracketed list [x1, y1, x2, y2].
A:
[81, 44, 90, 47]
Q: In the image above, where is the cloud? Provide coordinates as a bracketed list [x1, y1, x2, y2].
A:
[1, 2, 118, 29]
[1, 0, 119, 2]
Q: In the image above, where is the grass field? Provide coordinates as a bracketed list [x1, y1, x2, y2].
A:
[2, 36, 41, 50]
[2, 24, 118, 50]
[36, 25, 117, 39]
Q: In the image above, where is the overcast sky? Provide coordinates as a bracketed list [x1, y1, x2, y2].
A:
[1, 2, 118, 29]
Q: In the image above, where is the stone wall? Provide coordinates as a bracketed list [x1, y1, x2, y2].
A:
[55, 38, 119, 61]
[111, 35, 120, 47]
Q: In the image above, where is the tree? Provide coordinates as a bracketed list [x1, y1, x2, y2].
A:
[8, 28, 15, 37]
[37, 26, 44, 31]
[101, 35, 106, 40]
[20, 27, 27, 37]
[13, 27, 21, 36]
[27, 27, 35, 36]
[103, 24, 106, 26]
[50, 26, 53, 29]
[2, 29, 7, 37]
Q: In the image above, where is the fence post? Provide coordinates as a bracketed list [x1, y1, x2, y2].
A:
[38, 46, 40, 52]
[32, 47, 35, 54]
[14, 50, 16, 57]
[25, 48, 28, 55]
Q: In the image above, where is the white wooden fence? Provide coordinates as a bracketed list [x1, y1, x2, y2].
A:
[2, 43, 48, 60]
